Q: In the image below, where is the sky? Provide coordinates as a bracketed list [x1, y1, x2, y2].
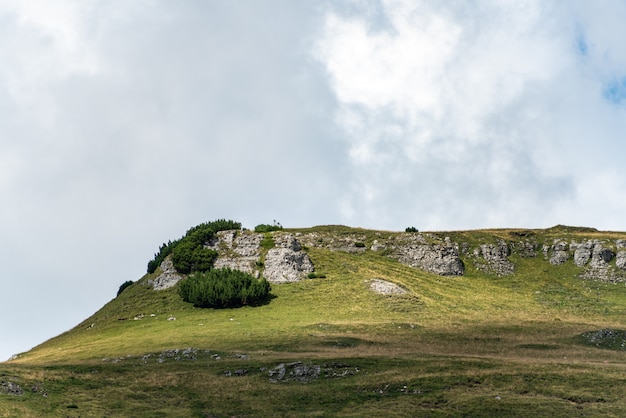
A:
[2, 0, 626, 361]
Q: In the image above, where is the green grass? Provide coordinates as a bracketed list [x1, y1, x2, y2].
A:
[2, 226, 626, 416]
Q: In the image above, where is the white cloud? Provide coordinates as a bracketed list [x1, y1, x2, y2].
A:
[316, 0, 626, 230]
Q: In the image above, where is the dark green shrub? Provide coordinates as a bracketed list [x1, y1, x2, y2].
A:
[171, 241, 218, 274]
[355, 242, 366, 248]
[405, 226, 419, 233]
[254, 220, 283, 233]
[178, 268, 271, 308]
[116, 280, 134, 297]
[147, 240, 179, 274]
[307, 272, 327, 279]
[147, 219, 241, 274]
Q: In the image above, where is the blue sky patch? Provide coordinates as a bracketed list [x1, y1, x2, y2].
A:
[603, 78, 626, 104]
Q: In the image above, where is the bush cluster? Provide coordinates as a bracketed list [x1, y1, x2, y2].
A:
[178, 268, 271, 308]
[147, 219, 242, 274]
[254, 220, 283, 233]
[405, 226, 419, 233]
[116, 280, 134, 297]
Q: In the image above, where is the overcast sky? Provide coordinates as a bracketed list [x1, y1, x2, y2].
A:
[2, 0, 626, 361]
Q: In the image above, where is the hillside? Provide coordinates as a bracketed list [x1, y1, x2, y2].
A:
[2, 224, 626, 417]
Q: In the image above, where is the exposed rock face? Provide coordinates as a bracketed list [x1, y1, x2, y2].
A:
[549, 241, 569, 265]
[572, 241, 594, 267]
[208, 230, 263, 275]
[472, 241, 514, 276]
[150, 258, 183, 290]
[616, 252, 626, 270]
[388, 234, 464, 276]
[263, 234, 314, 283]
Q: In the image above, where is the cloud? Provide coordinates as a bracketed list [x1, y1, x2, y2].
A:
[316, 0, 626, 230]
[0, 0, 340, 360]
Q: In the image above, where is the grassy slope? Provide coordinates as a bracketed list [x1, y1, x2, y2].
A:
[2, 226, 626, 417]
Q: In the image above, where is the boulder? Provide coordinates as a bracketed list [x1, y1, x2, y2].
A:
[368, 279, 407, 295]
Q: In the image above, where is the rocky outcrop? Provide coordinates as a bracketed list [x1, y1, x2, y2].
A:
[548, 240, 569, 265]
[150, 258, 183, 290]
[542, 239, 626, 282]
[473, 241, 514, 276]
[386, 234, 464, 276]
[263, 233, 314, 283]
[208, 230, 263, 275]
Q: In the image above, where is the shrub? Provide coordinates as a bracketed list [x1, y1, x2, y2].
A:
[147, 240, 179, 274]
[307, 272, 327, 279]
[178, 268, 271, 308]
[254, 220, 283, 233]
[116, 280, 134, 297]
[146, 219, 241, 274]
[405, 226, 419, 233]
[355, 242, 366, 248]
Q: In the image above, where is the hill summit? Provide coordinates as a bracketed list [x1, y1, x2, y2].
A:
[3, 222, 626, 417]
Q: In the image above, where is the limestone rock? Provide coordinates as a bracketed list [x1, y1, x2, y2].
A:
[0, 381, 23, 396]
[572, 241, 593, 267]
[549, 241, 569, 265]
[616, 251, 626, 270]
[368, 279, 407, 295]
[208, 230, 262, 275]
[263, 247, 314, 283]
[151, 258, 183, 290]
[474, 241, 514, 276]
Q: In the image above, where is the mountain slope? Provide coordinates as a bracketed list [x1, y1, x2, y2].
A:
[2, 225, 626, 417]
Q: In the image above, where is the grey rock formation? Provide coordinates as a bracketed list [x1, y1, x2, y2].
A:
[474, 241, 514, 276]
[208, 230, 263, 275]
[549, 241, 569, 265]
[150, 258, 183, 290]
[510, 239, 538, 258]
[572, 241, 594, 267]
[590, 245, 615, 268]
[393, 242, 464, 276]
[268, 362, 321, 383]
[263, 247, 314, 283]
[616, 252, 626, 270]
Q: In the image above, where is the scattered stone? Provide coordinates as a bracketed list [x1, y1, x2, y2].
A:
[0, 381, 23, 396]
[167, 316, 176, 321]
[580, 329, 626, 350]
[474, 241, 514, 276]
[267, 362, 360, 383]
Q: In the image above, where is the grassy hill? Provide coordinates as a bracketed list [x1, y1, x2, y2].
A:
[2, 225, 626, 417]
